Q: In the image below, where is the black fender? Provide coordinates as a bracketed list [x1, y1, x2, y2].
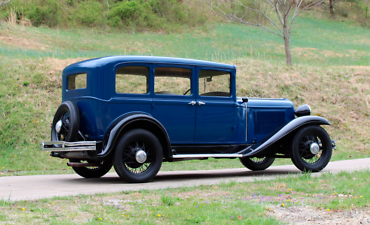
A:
[243, 116, 330, 157]
[97, 113, 172, 159]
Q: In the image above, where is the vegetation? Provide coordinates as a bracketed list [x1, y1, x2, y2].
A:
[0, 0, 209, 31]
[0, 170, 369, 223]
[0, 15, 370, 175]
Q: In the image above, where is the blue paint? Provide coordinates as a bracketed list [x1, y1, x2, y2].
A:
[61, 56, 296, 145]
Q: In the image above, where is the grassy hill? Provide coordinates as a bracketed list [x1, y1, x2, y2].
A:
[0, 14, 370, 175]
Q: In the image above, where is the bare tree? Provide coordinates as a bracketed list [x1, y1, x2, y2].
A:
[0, 0, 11, 7]
[206, 0, 324, 66]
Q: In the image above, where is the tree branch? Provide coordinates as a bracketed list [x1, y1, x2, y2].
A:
[251, 0, 284, 34]
[0, 0, 11, 7]
[207, 0, 284, 38]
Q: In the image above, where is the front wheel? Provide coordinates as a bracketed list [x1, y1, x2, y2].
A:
[70, 159, 112, 178]
[113, 129, 163, 183]
[291, 126, 332, 172]
[239, 157, 275, 171]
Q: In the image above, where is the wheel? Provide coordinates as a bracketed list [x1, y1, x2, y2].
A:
[51, 101, 79, 142]
[113, 129, 163, 183]
[70, 159, 113, 178]
[239, 157, 275, 171]
[291, 126, 332, 172]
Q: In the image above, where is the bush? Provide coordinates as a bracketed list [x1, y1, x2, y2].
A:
[0, 0, 208, 31]
[71, 1, 106, 27]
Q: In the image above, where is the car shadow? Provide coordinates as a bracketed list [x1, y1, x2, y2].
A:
[71, 168, 303, 184]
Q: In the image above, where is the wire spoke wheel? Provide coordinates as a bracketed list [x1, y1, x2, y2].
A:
[70, 159, 113, 178]
[123, 140, 153, 174]
[51, 101, 79, 142]
[114, 129, 163, 183]
[239, 156, 275, 171]
[291, 126, 332, 172]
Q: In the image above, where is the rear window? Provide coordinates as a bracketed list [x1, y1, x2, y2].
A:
[155, 67, 192, 95]
[68, 73, 87, 90]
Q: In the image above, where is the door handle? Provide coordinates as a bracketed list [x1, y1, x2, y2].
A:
[198, 101, 206, 105]
[188, 101, 196, 106]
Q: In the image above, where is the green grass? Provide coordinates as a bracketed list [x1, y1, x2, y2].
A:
[1, 15, 370, 65]
[1, 15, 370, 175]
[1, 170, 369, 224]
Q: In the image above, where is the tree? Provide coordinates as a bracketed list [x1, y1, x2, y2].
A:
[0, 0, 11, 7]
[206, 0, 324, 66]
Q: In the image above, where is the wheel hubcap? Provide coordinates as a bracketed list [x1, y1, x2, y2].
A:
[310, 142, 320, 155]
[135, 150, 147, 163]
[55, 120, 62, 133]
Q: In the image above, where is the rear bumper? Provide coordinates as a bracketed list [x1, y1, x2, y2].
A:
[41, 141, 96, 152]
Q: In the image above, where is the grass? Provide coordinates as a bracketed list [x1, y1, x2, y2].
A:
[1, 14, 370, 175]
[0, 170, 369, 224]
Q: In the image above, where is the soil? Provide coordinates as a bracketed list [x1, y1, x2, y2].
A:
[267, 205, 370, 224]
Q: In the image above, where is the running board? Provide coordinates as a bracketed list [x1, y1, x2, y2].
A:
[172, 154, 244, 159]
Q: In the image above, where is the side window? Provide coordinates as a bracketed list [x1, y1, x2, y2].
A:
[116, 66, 149, 94]
[155, 67, 191, 95]
[199, 70, 230, 97]
[68, 73, 87, 90]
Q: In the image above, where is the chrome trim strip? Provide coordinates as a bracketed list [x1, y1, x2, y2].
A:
[41, 141, 96, 152]
[173, 154, 244, 158]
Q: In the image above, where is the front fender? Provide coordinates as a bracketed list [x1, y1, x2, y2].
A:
[243, 116, 330, 157]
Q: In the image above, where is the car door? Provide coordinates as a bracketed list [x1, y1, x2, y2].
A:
[194, 68, 237, 143]
[152, 65, 196, 143]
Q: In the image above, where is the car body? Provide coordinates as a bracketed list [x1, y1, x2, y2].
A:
[41, 56, 335, 182]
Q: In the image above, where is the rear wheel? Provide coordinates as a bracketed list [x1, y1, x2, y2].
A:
[239, 157, 275, 171]
[291, 126, 332, 172]
[114, 129, 163, 183]
[70, 159, 112, 178]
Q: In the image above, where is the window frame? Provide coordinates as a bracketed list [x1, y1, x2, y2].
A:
[67, 73, 87, 91]
[113, 64, 151, 97]
[196, 68, 234, 99]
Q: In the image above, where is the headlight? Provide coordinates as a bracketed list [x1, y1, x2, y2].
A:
[295, 104, 311, 117]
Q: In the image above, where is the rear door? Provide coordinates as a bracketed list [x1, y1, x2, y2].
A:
[152, 65, 196, 143]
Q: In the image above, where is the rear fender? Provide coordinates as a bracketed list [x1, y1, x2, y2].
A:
[97, 113, 171, 159]
[243, 116, 330, 157]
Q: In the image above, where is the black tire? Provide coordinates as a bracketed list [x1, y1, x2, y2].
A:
[51, 101, 80, 142]
[70, 159, 113, 178]
[239, 157, 275, 171]
[113, 129, 163, 183]
[291, 126, 332, 172]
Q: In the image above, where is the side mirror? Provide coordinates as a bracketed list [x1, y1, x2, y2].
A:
[242, 97, 248, 103]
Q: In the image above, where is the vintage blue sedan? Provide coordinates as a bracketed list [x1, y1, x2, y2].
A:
[41, 56, 335, 182]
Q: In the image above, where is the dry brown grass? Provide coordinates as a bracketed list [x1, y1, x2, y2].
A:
[233, 58, 370, 158]
[2, 56, 369, 160]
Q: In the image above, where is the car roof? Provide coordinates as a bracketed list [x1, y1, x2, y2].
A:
[63, 56, 236, 73]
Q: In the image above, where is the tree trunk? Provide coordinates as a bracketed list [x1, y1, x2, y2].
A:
[283, 26, 292, 66]
[329, 0, 335, 16]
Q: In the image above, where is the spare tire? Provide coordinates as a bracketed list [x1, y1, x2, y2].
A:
[51, 101, 80, 142]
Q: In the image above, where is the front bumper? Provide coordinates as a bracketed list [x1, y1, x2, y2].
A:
[41, 141, 96, 152]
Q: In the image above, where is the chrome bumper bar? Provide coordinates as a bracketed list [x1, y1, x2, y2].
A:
[41, 141, 96, 152]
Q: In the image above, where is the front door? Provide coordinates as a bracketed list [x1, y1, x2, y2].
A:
[194, 68, 236, 143]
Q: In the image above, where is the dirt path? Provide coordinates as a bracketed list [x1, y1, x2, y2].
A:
[0, 158, 369, 201]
